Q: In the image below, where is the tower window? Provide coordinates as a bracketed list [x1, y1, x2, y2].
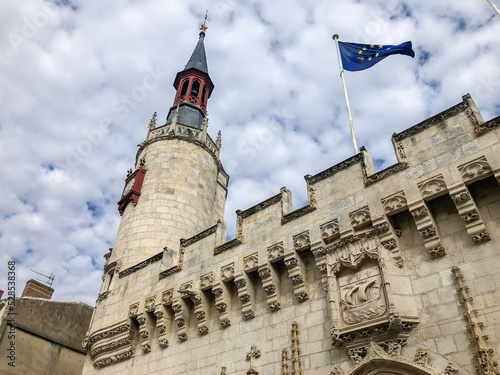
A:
[180, 80, 189, 96]
[202, 85, 207, 103]
[191, 80, 200, 96]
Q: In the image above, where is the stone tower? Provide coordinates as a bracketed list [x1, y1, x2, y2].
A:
[113, 26, 228, 270]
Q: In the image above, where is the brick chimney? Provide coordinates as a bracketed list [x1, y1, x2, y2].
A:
[21, 279, 54, 299]
[0, 290, 3, 299]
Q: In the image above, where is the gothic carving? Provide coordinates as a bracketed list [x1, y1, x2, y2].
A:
[161, 289, 173, 305]
[221, 263, 235, 281]
[414, 348, 430, 366]
[338, 262, 386, 324]
[144, 296, 155, 312]
[246, 344, 261, 375]
[471, 230, 491, 243]
[451, 189, 471, 204]
[410, 206, 429, 220]
[452, 267, 499, 375]
[128, 303, 139, 318]
[180, 222, 218, 248]
[474, 117, 500, 135]
[291, 322, 303, 375]
[118, 251, 163, 279]
[364, 163, 409, 186]
[235, 273, 255, 320]
[213, 281, 231, 328]
[393, 100, 467, 142]
[267, 242, 285, 262]
[349, 206, 372, 230]
[214, 238, 242, 255]
[418, 225, 437, 239]
[396, 141, 406, 160]
[293, 231, 310, 251]
[460, 210, 480, 223]
[320, 220, 339, 244]
[381, 191, 407, 215]
[281, 204, 316, 225]
[418, 174, 447, 200]
[284, 253, 309, 303]
[259, 264, 281, 311]
[458, 156, 492, 183]
[243, 253, 259, 272]
[200, 272, 213, 290]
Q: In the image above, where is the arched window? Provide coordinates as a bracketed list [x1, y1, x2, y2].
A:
[180, 80, 189, 96]
[191, 80, 200, 96]
[202, 85, 207, 103]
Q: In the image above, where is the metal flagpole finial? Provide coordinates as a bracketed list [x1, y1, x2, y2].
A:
[332, 34, 339, 40]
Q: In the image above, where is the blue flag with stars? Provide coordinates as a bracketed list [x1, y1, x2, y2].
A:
[338, 41, 415, 71]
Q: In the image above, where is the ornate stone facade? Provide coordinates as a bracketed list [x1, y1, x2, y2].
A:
[82, 31, 500, 375]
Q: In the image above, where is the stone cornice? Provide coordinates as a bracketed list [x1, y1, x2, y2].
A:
[392, 101, 467, 142]
[364, 163, 409, 186]
[281, 204, 316, 225]
[180, 221, 219, 248]
[305, 154, 363, 185]
[118, 251, 164, 279]
[236, 193, 282, 219]
[474, 115, 500, 135]
[214, 238, 242, 255]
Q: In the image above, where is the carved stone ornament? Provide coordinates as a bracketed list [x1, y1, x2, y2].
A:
[243, 253, 259, 272]
[161, 289, 173, 305]
[381, 191, 407, 215]
[350, 206, 372, 230]
[418, 174, 447, 200]
[410, 206, 429, 220]
[267, 242, 285, 262]
[451, 189, 471, 204]
[221, 263, 235, 281]
[338, 262, 386, 324]
[144, 296, 156, 312]
[293, 231, 310, 251]
[458, 156, 492, 183]
[320, 219, 340, 241]
[128, 303, 139, 318]
[199, 272, 213, 290]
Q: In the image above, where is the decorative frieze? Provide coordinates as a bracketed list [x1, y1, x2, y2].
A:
[381, 191, 407, 215]
[418, 174, 447, 200]
[458, 156, 492, 183]
[118, 251, 163, 279]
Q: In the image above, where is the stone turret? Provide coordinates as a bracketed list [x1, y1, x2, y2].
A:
[110, 26, 228, 272]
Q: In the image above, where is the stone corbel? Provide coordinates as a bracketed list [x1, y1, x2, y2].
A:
[293, 231, 311, 252]
[154, 304, 170, 349]
[448, 182, 490, 244]
[373, 216, 404, 268]
[171, 297, 188, 342]
[320, 218, 340, 244]
[136, 312, 154, 353]
[409, 200, 446, 258]
[310, 241, 328, 291]
[212, 281, 232, 327]
[235, 272, 256, 320]
[458, 156, 492, 184]
[258, 264, 281, 311]
[284, 253, 309, 303]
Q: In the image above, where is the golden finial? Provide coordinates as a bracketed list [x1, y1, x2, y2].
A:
[200, 10, 211, 35]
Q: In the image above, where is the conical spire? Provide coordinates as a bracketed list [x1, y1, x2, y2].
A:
[184, 33, 209, 74]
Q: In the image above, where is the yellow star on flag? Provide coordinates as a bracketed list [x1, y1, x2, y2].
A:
[379, 45, 383, 49]
[375, 52, 379, 57]
[362, 47, 367, 51]
[368, 56, 372, 61]
[358, 50, 363, 55]
[370, 44, 374, 48]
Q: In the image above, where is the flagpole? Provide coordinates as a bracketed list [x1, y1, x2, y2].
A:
[486, 0, 500, 17]
[332, 34, 358, 154]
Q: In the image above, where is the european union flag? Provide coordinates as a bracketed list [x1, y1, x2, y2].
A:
[338, 41, 415, 72]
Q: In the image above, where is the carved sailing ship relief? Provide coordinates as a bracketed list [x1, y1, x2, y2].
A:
[325, 231, 419, 351]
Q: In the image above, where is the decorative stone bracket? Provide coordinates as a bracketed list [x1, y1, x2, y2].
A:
[409, 200, 445, 258]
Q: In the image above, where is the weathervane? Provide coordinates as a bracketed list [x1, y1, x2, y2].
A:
[30, 269, 55, 287]
[200, 10, 211, 34]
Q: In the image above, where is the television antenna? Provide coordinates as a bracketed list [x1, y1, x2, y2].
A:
[30, 269, 55, 287]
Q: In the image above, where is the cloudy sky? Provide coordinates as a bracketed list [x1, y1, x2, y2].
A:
[1, 0, 499, 306]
